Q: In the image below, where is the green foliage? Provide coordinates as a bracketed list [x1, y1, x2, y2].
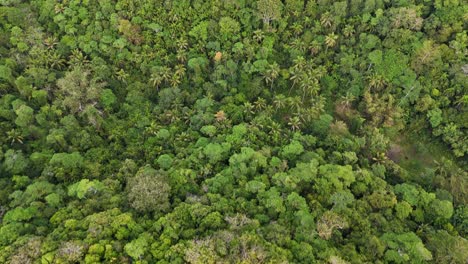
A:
[273, 160, 318, 192]
[394, 183, 420, 206]
[315, 164, 355, 201]
[45, 193, 61, 207]
[3, 206, 37, 223]
[14, 76, 33, 99]
[0, 65, 13, 83]
[125, 233, 150, 260]
[127, 166, 171, 213]
[261, 187, 286, 216]
[56, 67, 105, 114]
[200, 125, 217, 137]
[246, 180, 267, 193]
[219, 17, 240, 41]
[204, 143, 231, 164]
[0, 223, 24, 246]
[46, 152, 84, 181]
[189, 21, 209, 42]
[311, 114, 333, 136]
[429, 199, 453, 222]
[381, 232, 432, 263]
[425, 230, 468, 263]
[395, 201, 412, 220]
[280, 140, 304, 161]
[68, 179, 104, 199]
[427, 108, 443, 128]
[156, 154, 173, 170]
[0, 0, 465, 263]
[12, 175, 29, 189]
[257, 0, 283, 28]
[9, 180, 55, 206]
[14, 104, 34, 127]
[3, 150, 28, 175]
[100, 88, 117, 110]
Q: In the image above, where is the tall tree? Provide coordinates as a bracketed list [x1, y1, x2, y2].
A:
[56, 67, 105, 114]
[256, 0, 283, 30]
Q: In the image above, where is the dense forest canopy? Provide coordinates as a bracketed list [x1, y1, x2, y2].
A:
[0, 0, 467, 263]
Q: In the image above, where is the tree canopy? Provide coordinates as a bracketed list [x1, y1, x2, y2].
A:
[0, 0, 466, 263]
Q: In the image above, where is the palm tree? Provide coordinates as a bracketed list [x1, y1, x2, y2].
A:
[163, 110, 180, 124]
[214, 110, 227, 122]
[325, 33, 338, 48]
[68, 49, 89, 68]
[340, 92, 356, 108]
[170, 75, 181, 87]
[176, 50, 187, 63]
[287, 96, 302, 112]
[254, 98, 267, 111]
[264, 105, 274, 116]
[161, 66, 171, 82]
[282, 29, 292, 40]
[253, 29, 265, 43]
[243, 102, 255, 116]
[289, 56, 307, 93]
[343, 25, 355, 38]
[300, 76, 319, 101]
[145, 121, 161, 136]
[291, 22, 303, 36]
[174, 64, 186, 78]
[290, 38, 307, 52]
[303, 17, 312, 27]
[288, 69, 303, 95]
[320, 12, 333, 28]
[309, 95, 326, 115]
[273, 94, 287, 110]
[6, 129, 24, 145]
[454, 94, 468, 109]
[368, 74, 387, 90]
[150, 72, 163, 89]
[268, 121, 282, 143]
[115, 69, 129, 83]
[44, 36, 58, 49]
[309, 40, 321, 55]
[150, 66, 171, 89]
[314, 65, 327, 79]
[170, 65, 186, 87]
[300, 107, 319, 122]
[292, 56, 306, 71]
[55, 3, 65, 13]
[47, 50, 66, 69]
[372, 152, 388, 164]
[176, 38, 188, 50]
[288, 116, 302, 131]
[263, 63, 280, 91]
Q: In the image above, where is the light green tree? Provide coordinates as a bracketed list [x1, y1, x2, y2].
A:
[56, 67, 105, 114]
[127, 166, 171, 213]
[257, 0, 283, 29]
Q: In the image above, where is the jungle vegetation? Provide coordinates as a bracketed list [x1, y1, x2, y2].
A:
[0, 0, 467, 263]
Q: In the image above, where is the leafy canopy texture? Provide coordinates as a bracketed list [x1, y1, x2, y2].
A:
[56, 67, 105, 114]
[127, 166, 171, 213]
[0, 0, 466, 263]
